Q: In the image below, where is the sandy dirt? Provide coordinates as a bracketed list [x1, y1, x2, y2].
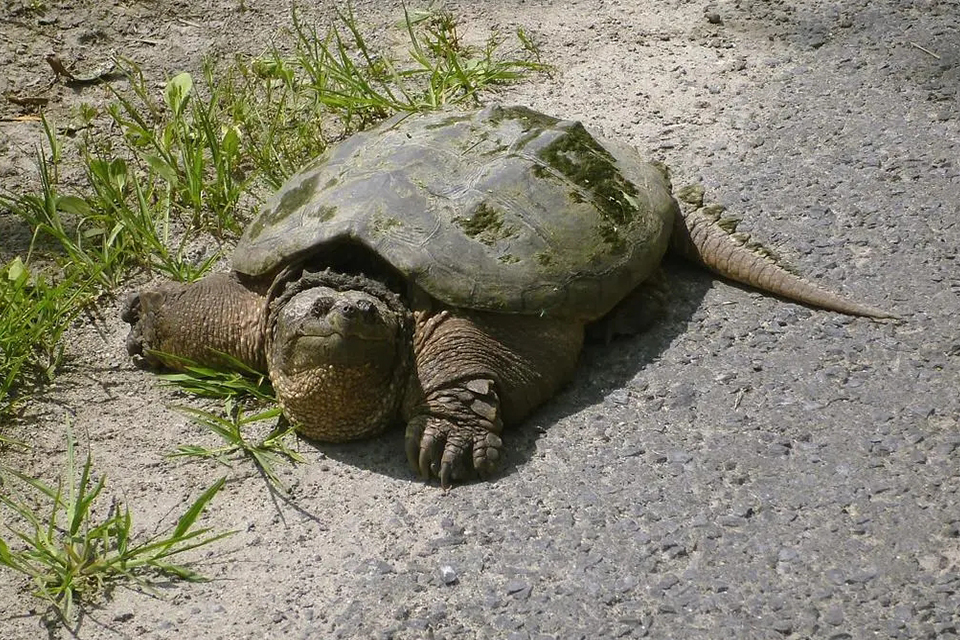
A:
[1, 0, 959, 638]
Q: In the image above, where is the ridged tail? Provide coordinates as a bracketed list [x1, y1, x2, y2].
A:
[670, 186, 895, 319]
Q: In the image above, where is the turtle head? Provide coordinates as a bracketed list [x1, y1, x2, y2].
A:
[266, 274, 413, 442]
[272, 286, 398, 369]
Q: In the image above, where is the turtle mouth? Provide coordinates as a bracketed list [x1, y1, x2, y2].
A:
[296, 322, 392, 342]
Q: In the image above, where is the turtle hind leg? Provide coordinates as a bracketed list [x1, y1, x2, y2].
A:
[585, 269, 670, 344]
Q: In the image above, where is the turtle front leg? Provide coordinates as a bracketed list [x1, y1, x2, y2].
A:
[403, 309, 584, 487]
[404, 375, 506, 486]
[123, 272, 268, 372]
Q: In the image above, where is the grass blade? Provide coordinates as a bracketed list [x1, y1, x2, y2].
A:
[171, 476, 225, 542]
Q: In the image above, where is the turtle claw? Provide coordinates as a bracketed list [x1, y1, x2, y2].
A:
[419, 432, 441, 479]
[121, 289, 162, 366]
[121, 292, 141, 324]
[405, 414, 504, 488]
[405, 416, 432, 479]
[404, 378, 506, 487]
[122, 292, 145, 357]
[408, 416, 470, 486]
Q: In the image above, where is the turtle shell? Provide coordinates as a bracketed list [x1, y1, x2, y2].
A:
[233, 104, 678, 321]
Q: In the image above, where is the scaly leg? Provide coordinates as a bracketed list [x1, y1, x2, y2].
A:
[403, 309, 584, 487]
[123, 272, 268, 372]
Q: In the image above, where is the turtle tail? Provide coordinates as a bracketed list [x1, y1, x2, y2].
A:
[669, 185, 896, 319]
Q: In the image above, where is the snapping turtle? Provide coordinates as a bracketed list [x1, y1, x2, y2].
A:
[123, 104, 890, 486]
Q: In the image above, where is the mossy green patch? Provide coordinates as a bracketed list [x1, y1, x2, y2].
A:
[247, 173, 321, 240]
[313, 205, 337, 222]
[455, 202, 515, 246]
[534, 121, 641, 254]
[371, 213, 402, 237]
[535, 250, 555, 267]
[490, 105, 560, 132]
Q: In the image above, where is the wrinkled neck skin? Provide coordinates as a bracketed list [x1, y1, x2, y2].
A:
[265, 273, 413, 442]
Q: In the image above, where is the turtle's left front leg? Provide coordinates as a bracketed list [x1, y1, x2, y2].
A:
[403, 309, 584, 486]
[123, 272, 269, 372]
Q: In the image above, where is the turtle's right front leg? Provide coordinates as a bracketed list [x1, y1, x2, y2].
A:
[403, 309, 584, 487]
[123, 272, 268, 372]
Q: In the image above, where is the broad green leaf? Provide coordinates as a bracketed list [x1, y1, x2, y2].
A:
[108, 158, 128, 191]
[6, 257, 27, 283]
[145, 155, 179, 185]
[164, 72, 194, 116]
[56, 195, 93, 217]
[221, 125, 241, 160]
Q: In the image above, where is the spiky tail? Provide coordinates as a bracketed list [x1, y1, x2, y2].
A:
[670, 186, 895, 319]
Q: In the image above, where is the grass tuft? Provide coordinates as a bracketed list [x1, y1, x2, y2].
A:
[170, 400, 304, 490]
[156, 351, 276, 404]
[0, 258, 92, 417]
[0, 426, 232, 624]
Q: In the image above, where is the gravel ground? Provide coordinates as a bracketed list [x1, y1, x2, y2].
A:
[1, 1, 958, 638]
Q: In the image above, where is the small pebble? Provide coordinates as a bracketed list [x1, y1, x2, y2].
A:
[773, 619, 793, 633]
[440, 565, 458, 585]
[505, 579, 530, 594]
[824, 605, 844, 626]
[719, 515, 746, 527]
[658, 574, 680, 591]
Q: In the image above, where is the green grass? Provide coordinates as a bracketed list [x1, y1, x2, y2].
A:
[156, 351, 276, 404]
[0, 6, 545, 419]
[0, 258, 93, 424]
[156, 356, 301, 490]
[0, 427, 231, 625]
[170, 400, 304, 490]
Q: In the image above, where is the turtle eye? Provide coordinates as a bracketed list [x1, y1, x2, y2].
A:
[311, 296, 333, 316]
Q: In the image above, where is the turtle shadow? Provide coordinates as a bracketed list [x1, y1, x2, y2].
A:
[309, 260, 714, 484]
[503, 261, 712, 477]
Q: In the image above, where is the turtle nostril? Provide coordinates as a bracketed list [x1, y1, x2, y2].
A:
[311, 296, 333, 316]
[356, 299, 375, 316]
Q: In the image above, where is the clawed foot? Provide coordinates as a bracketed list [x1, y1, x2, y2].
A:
[404, 378, 505, 488]
[405, 415, 504, 488]
[120, 283, 188, 369]
[121, 292, 148, 362]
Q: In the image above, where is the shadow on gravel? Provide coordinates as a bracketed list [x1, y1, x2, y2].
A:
[308, 259, 714, 485]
